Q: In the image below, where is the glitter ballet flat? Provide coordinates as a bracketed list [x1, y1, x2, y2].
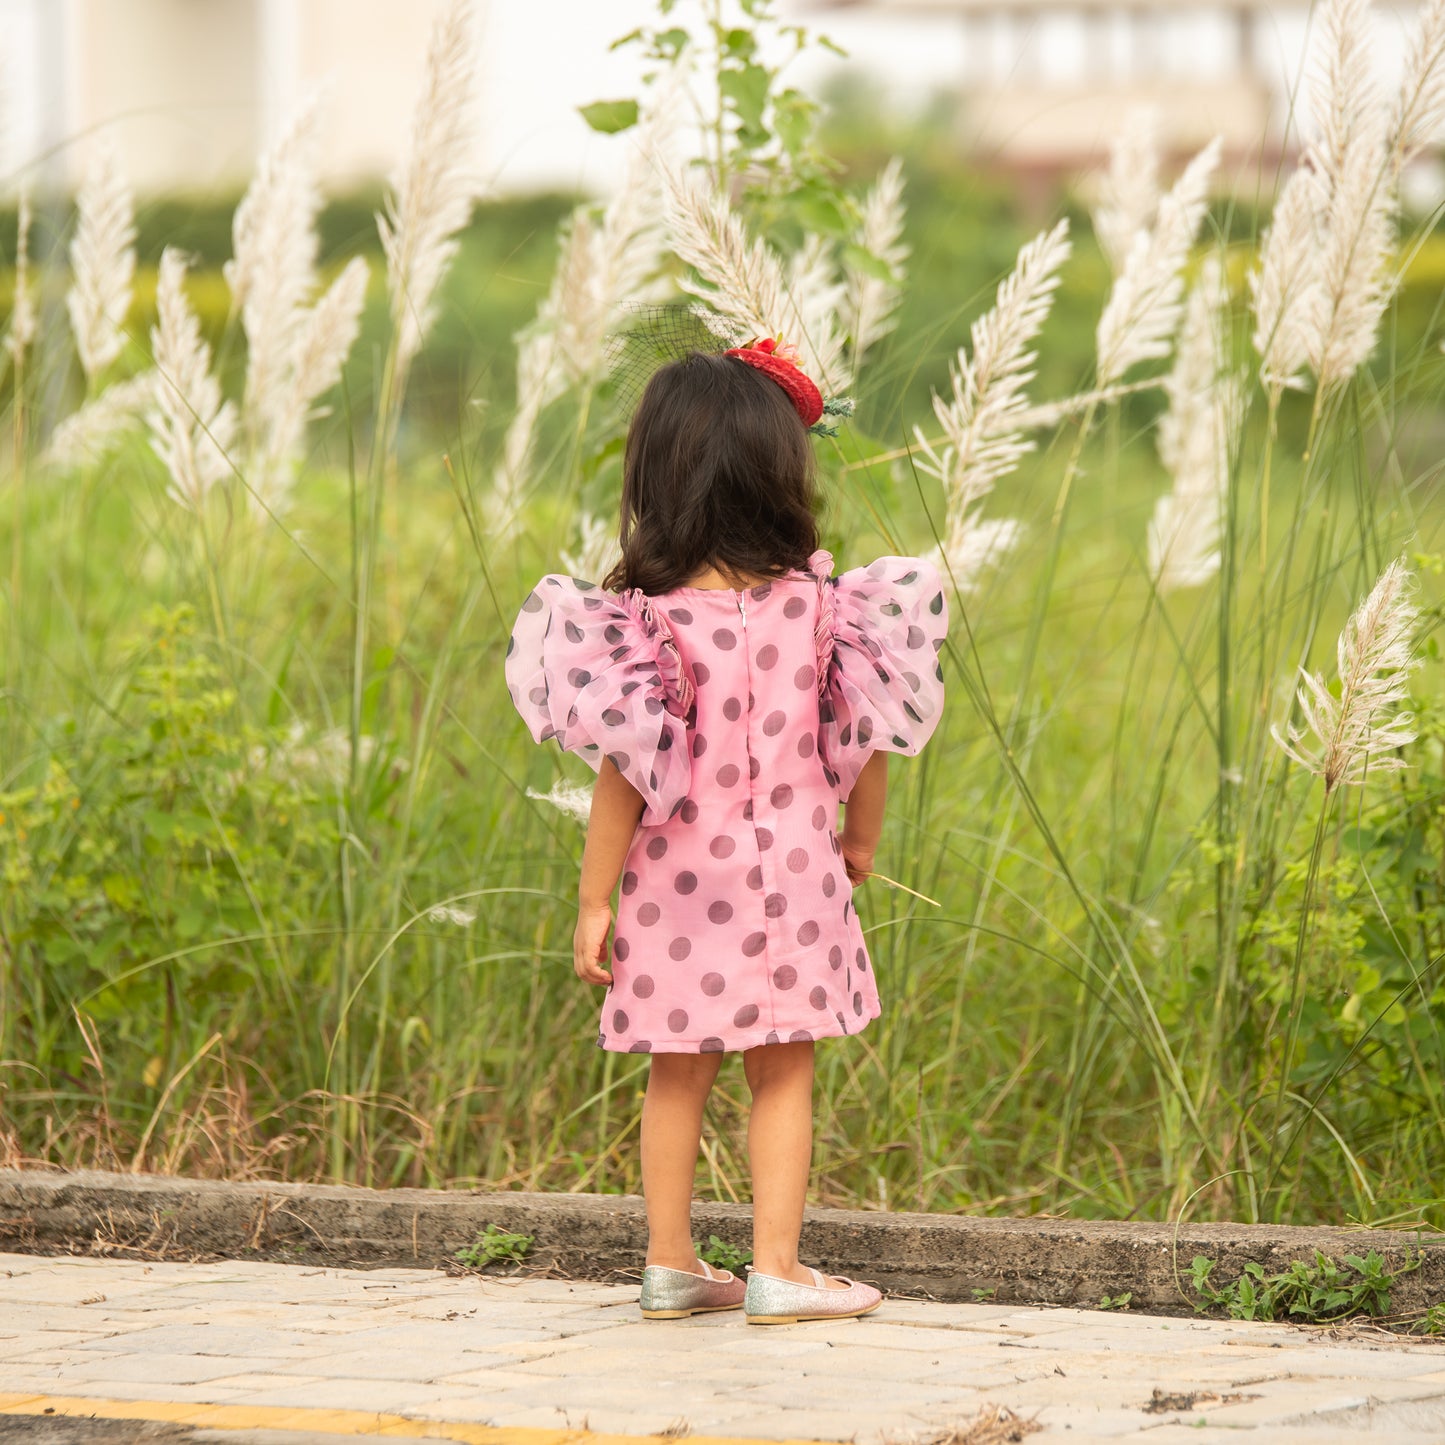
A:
[639, 1260, 747, 1319]
[743, 1266, 883, 1325]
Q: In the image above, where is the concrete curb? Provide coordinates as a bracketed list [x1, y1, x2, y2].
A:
[2, 1168, 1442, 1316]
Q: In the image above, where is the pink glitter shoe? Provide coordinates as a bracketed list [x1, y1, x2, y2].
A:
[744, 1266, 883, 1324]
[639, 1260, 747, 1319]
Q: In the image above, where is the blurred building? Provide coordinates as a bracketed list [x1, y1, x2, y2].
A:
[805, 0, 1402, 170]
[0, 0, 658, 197]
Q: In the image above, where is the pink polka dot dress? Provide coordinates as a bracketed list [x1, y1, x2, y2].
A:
[505, 549, 948, 1054]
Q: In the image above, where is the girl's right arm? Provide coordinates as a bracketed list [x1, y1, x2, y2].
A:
[840, 750, 888, 885]
[574, 758, 646, 985]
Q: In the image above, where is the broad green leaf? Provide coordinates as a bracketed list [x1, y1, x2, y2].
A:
[720, 63, 769, 131]
[578, 99, 639, 135]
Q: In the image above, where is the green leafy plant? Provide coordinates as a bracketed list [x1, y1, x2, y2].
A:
[696, 1233, 752, 1273]
[1187, 1250, 1419, 1323]
[454, 1224, 535, 1271]
[1098, 1291, 1133, 1311]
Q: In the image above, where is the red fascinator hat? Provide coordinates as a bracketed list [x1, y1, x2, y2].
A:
[723, 337, 825, 428]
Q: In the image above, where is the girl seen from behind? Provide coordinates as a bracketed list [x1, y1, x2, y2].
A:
[506, 339, 947, 1324]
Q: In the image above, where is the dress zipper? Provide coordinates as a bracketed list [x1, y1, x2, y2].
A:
[737, 590, 746, 626]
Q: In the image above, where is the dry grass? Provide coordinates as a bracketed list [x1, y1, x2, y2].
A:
[907, 1406, 1043, 1445]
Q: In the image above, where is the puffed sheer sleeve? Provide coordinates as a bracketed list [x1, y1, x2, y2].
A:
[505, 576, 696, 826]
[813, 555, 949, 798]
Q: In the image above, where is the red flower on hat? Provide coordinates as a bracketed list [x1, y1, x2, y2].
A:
[723, 336, 825, 428]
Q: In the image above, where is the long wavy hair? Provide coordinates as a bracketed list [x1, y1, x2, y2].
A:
[602, 351, 818, 595]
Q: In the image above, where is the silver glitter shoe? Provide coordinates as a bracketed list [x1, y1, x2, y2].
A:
[744, 1266, 883, 1324]
[639, 1260, 747, 1319]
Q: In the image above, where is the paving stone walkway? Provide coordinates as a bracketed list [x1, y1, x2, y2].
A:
[2, 1252, 1445, 1443]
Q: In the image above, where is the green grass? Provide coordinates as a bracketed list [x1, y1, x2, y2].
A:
[3, 152, 1445, 1229]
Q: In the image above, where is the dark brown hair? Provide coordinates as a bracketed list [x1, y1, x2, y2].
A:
[602, 351, 818, 595]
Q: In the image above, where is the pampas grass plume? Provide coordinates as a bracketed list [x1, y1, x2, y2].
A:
[45, 372, 154, 471]
[147, 248, 237, 510]
[67, 141, 136, 381]
[915, 219, 1070, 591]
[1272, 557, 1420, 793]
[5, 188, 36, 365]
[1148, 256, 1237, 591]
[1095, 136, 1220, 386]
[1093, 108, 1159, 276]
[1393, 0, 1445, 160]
[844, 156, 908, 369]
[378, 0, 481, 375]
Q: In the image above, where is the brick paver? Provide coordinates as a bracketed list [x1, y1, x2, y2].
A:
[2, 1252, 1444, 1442]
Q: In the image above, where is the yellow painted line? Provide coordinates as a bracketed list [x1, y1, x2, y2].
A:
[0, 1391, 823, 1444]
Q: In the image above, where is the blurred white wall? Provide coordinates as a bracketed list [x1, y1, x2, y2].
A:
[0, 0, 1429, 201]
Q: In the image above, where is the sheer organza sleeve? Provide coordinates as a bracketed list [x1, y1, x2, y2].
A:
[814, 555, 949, 797]
[506, 576, 695, 826]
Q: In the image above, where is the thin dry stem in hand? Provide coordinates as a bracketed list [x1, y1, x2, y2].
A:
[526, 781, 595, 824]
[1393, 0, 1445, 162]
[1272, 557, 1420, 793]
[1093, 108, 1160, 275]
[67, 141, 136, 381]
[147, 249, 238, 511]
[1148, 256, 1239, 591]
[378, 0, 481, 376]
[664, 169, 846, 389]
[914, 220, 1070, 589]
[844, 155, 908, 370]
[5, 188, 36, 366]
[1096, 137, 1220, 386]
[1251, 168, 1323, 392]
[44, 372, 154, 471]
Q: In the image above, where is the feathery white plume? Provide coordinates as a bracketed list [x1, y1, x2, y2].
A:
[227, 99, 322, 471]
[664, 168, 846, 389]
[926, 514, 1023, 596]
[1093, 108, 1160, 275]
[527, 780, 595, 824]
[1272, 557, 1419, 792]
[44, 372, 154, 470]
[1393, 0, 1445, 162]
[1148, 257, 1239, 591]
[1250, 168, 1323, 393]
[488, 79, 677, 538]
[378, 0, 480, 376]
[914, 220, 1071, 518]
[1295, 0, 1394, 391]
[5, 188, 36, 366]
[147, 249, 237, 511]
[425, 904, 476, 927]
[915, 220, 1070, 592]
[251, 257, 370, 512]
[844, 156, 908, 371]
[1096, 137, 1220, 386]
[488, 329, 560, 542]
[560, 511, 622, 582]
[1308, 116, 1393, 390]
[67, 141, 136, 381]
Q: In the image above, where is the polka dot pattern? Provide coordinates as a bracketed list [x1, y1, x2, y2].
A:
[505, 549, 934, 1053]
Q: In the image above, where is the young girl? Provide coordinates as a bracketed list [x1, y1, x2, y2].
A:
[505, 340, 947, 1325]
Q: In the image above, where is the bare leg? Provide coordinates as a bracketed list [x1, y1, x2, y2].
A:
[743, 1041, 846, 1288]
[642, 1051, 723, 1273]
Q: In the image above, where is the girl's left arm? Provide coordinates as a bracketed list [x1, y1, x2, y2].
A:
[573, 758, 646, 986]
